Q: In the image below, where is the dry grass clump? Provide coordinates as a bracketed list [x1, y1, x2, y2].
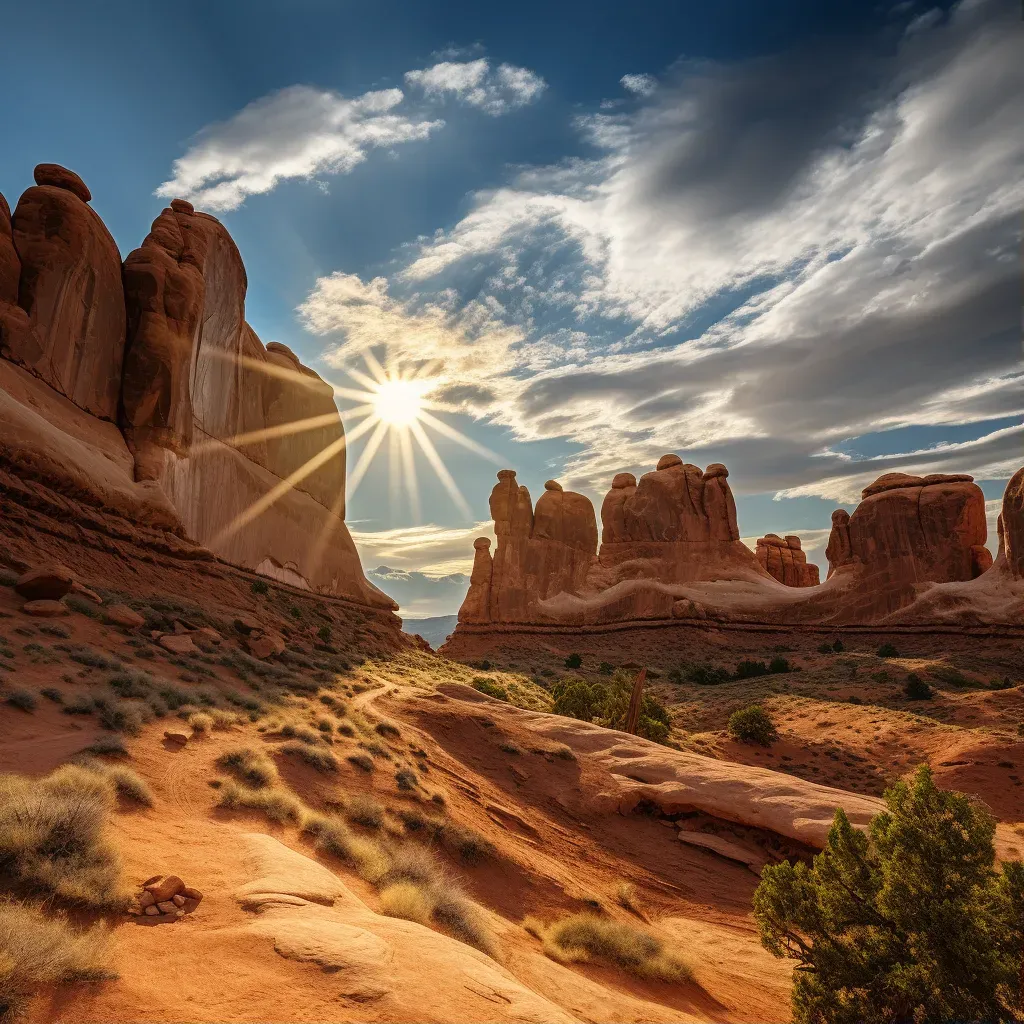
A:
[280, 722, 321, 745]
[279, 741, 338, 773]
[378, 881, 433, 924]
[346, 794, 385, 829]
[527, 913, 688, 982]
[216, 747, 279, 788]
[75, 759, 154, 807]
[218, 781, 304, 824]
[0, 902, 115, 1022]
[0, 765, 129, 909]
[347, 753, 375, 773]
[615, 882, 644, 917]
[187, 711, 214, 735]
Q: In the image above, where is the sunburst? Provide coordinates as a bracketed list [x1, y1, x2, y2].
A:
[207, 349, 498, 551]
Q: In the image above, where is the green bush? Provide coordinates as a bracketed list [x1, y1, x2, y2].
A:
[250, 579, 269, 595]
[904, 673, 932, 700]
[733, 659, 769, 679]
[316, 624, 332, 643]
[768, 656, 791, 674]
[754, 766, 1024, 1023]
[472, 677, 508, 701]
[876, 642, 899, 658]
[831, 639, 844, 653]
[552, 678, 605, 721]
[727, 704, 777, 746]
[598, 662, 613, 675]
[817, 642, 834, 655]
[553, 673, 671, 744]
[686, 663, 731, 686]
[564, 653, 583, 669]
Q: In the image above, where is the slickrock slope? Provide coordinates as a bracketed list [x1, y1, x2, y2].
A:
[445, 457, 1019, 658]
[0, 163, 390, 609]
[755, 534, 819, 587]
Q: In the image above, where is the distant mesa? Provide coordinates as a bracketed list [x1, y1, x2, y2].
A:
[0, 163, 391, 610]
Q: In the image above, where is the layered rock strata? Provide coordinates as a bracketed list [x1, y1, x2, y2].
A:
[755, 534, 820, 587]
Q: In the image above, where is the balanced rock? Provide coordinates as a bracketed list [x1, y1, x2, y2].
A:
[15, 565, 74, 601]
[756, 534, 820, 587]
[33, 163, 92, 202]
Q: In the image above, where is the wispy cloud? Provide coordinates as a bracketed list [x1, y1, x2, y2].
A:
[620, 73, 656, 96]
[156, 85, 442, 211]
[405, 59, 546, 114]
[350, 521, 494, 575]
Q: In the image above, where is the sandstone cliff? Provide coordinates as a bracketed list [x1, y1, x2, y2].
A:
[0, 164, 389, 609]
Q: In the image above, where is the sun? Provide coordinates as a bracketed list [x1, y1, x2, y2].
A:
[372, 378, 428, 427]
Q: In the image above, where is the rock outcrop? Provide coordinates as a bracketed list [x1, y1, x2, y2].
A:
[1002, 467, 1024, 579]
[1, 166, 126, 419]
[755, 534, 819, 587]
[0, 164, 389, 609]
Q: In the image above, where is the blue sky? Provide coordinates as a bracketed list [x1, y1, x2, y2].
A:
[1, 0, 1020, 614]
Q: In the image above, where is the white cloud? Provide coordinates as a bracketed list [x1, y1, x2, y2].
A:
[405, 59, 546, 115]
[156, 85, 443, 211]
[620, 73, 656, 96]
[350, 521, 494, 575]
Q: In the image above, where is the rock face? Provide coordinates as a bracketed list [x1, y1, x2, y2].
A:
[755, 534, 820, 587]
[826, 473, 990, 588]
[1002, 467, 1024, 579]
[0, 164, 389, 609]
[1, 165, 126, 419]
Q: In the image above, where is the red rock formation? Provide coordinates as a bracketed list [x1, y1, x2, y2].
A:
[2, 165, 125, 420]
[1002, 466, 1024, 579]
[459, 538, 494, 624]
[827, 473, 990, 586]
[755, 534, 819, 587]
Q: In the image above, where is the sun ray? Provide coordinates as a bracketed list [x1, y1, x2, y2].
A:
[417, 410, 502, 463]
[388, 427, 401, 512]
[347, 365, 382, 393]
[346, 419, 390, 499]
[190, 409, 371, 457]
[408, 419, 472, 518]
[398, 427, 421, 522]
[362, 349, 389, 385]
[208, 412, 381, 549]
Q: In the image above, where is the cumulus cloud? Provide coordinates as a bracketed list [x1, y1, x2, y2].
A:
[620, 73, 656, 96]
[156, 85, 442, 211]
[385, 0, 1022, 501]
[405, 59, 546, 114]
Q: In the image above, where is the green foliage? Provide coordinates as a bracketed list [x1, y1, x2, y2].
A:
[682, 663, 731, 686]
[768, 656, 791, 674]
[553, 672, 671, 744]
[472, 677, 508, 701]
[875, 643, 899, 658]
[817, 642, 835, 655]
[733, 659, 769, 679]
[598, 661, 613, 675]
[250, 579, 269, 595]
[316, 623, 332, 643]
[727, 704, 776, 745]
[831, 638, 845, 653]
[904, 673, 932, 700]
[564, 653, 583, 669]
[754, 766, 1024, 1023]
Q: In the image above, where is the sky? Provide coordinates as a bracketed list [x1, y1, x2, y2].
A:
[1, 0, 1020, 616]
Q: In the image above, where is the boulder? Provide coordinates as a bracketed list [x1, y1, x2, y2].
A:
[104, 604, 145, 629]
[156, 900, 177, 914]
[164, 731, 189, 745]
[15, 565, 74, 601]
[1003, 467, 1024, 579]
[5, 165, 126, 419]
[144, 875, 185, 901]
[247, 631, 285, 659]
[159, 634, 197, 656]
[180, 886, 203, 904]
[22, 599, 68, 617]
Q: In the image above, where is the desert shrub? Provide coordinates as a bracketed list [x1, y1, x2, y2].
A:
[218, 781, 304, 823]
[347, 753, 374, 773]
[362, 741, 392, 760]
[616, 882, 641, 914]
[0, 902, 115, 1022]
[347, 794, 384, 829]
[930, 665, 971, 688]
[685, 663, 731, 686]
[395, 768, 418, 791]
[337, 723, 356, 738]
[831, 639, 845, 652]
[187, 711, 214, 735]
[564, 653, 583, 669]
[375, 721, 400, 739]
[472, 677, 508, 701]
[817, 643, 834, 655]
[601, 671, 672, 744]
[77, 760, 154, 807]
[498, 742, 522, 756]
[301, 813, 355, 861]
[870, 670, 892, 685]
[728, 704, 777, 746]
[848, 695, 863, 705]
[217, 747, 279, 788]
[768, 656, 791, 674]
[280, 722, 320, 745]
[62, 694, 95, 716]
[80, 736, 127, 757]
[65, 595, 103, 618]
[316, 624, 332, 643]
[535, 913, 688, 981]
[38, 623, 71, 639]
[433, 885, 496, 955]
[0, 765, 128, 908]
[208, 708, 240, 730]
[157, 683, 190, 710]
[250, 579, 269, 595]
[39, 687, 64, 704]
[280, 741, 338, 773]
[550, 744, 576, 761]
[397, 807, 427, 832]
[733, 659, 770, 680]
[97, 702, 144, 735]
[379, 880, 433, 924]
[754, 766, 1024, 1023]
[598, 662, 614, 675]
[5, 688, 37, 712]
[552, 677, 604, 721]
[904, 674, 932, 700]
[107, 670, 153, 698]
[876, 643, 899, 658]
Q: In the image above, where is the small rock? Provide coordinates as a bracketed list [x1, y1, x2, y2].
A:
[139, 891, 156, 908]
[156, 900, 177, 914]
[175, 910, 185, 919]
[193, 626, 222, 645]
[145, 875, 185, 901]
[180, 886, 203, 904]
[247, 631, 285, 660]
[105, 604, 145, 629]
[22, 600, 69, 617]
[164, 731, 189, 745]
[159, 634, 197, 655]
[233, 615, 262, 636]
[71, 581, 103, 605]
[144, 905, 161, 917]
[172, 894, 185, 907]
[15, 565, 74, 601]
